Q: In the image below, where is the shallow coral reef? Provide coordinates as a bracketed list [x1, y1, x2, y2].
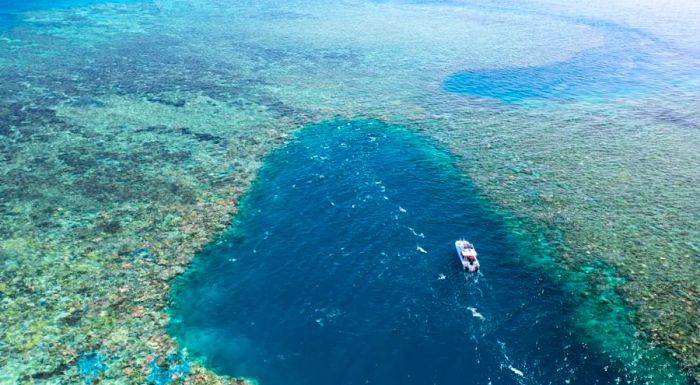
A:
[0, 0, 698, 384]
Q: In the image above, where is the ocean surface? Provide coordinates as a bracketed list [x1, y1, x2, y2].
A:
[442, 11, 697, 102]
[170, 120, 637, 385]
[0, 0, 132, 27]
[0, 0, 698, 384]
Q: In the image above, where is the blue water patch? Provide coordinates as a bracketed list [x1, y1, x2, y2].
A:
[76, 352, 107, 384]
[0, 12, 11, 26]
[444, 20, 695, 102]
[170, 119, 637, 384]
[146, 352, 191, 385]
[0, 0, 135, 28]
[0, 0, 134, 13]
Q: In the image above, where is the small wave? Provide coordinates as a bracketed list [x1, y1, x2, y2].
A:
[416, 246, 427, 253]
[498, 341, 527, 381]
[406, 226, 426, 238]
[508, 365, 524, 377]
[467, 307, 485, 320]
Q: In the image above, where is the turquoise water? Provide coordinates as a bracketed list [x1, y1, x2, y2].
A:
[443, 18, 695, 102]
[170, 120, 639, 385]
[0, 0, 133, 12]
[1, 0, 698, 383]
[0, 0, 133, 27]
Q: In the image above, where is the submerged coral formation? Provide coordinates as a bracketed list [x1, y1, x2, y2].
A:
[0, 94, 280, 384]
[0, 0, 698, 384]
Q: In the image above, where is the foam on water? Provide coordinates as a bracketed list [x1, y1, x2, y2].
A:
[169, 119, 649, 385]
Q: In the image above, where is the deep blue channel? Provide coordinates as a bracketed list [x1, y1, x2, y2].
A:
[170, 119, 632, 385]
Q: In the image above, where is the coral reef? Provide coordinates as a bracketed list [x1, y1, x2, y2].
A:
[0, 0, 698, 384]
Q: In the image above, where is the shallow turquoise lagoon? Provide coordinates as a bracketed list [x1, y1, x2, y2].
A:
[170, 120, 642, 385]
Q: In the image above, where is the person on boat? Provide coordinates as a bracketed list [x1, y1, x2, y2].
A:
[467, 256, 479, 272]
[459, 241, 478, 271]
[461, 245, 476, 259]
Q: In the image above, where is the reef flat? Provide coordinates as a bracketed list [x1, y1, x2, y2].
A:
[0, 0, 698, 384]
[0, 93, 289, 383]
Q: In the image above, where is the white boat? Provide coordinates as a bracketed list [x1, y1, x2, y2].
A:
[455, 240, 479, 272]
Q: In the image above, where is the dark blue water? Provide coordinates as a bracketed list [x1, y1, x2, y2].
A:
[170, 119, 633, 385]
[0, 0, 134, 28]
[443, 19, 695, 102]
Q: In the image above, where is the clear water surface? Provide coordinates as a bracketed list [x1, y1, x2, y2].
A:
[443, 14, 697, 102]
[0, 0, 134, 27]
[170, 120, 642, 385]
